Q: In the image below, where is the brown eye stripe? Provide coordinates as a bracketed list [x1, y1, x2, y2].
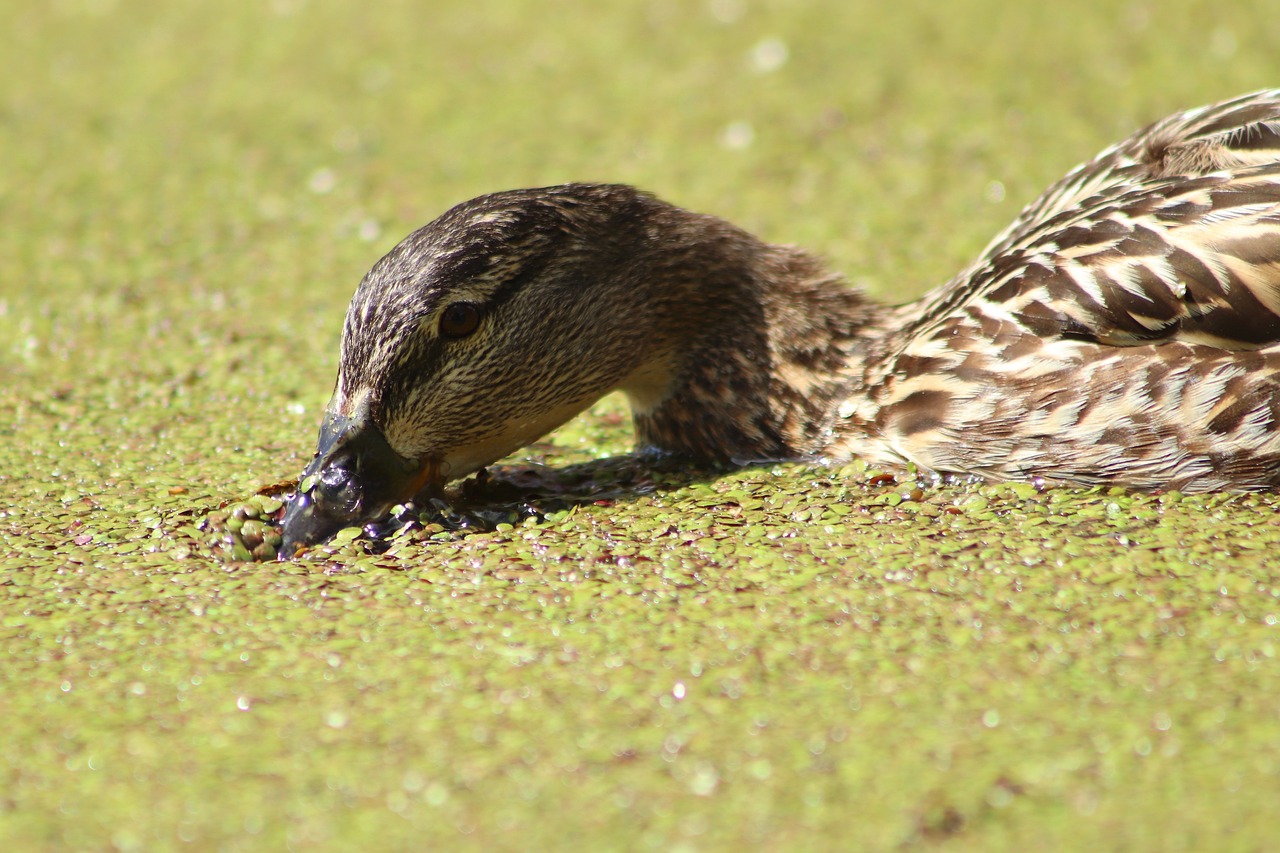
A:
[439, 302, 481, 338]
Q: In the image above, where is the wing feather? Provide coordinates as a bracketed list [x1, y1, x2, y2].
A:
[843, 91, 1280, 489]
[903, 165, 1280, 350]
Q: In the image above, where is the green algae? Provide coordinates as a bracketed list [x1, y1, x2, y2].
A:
[4, 0, 1280, 850]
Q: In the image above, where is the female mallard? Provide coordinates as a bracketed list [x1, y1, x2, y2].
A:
[281, 89, 1280, 552]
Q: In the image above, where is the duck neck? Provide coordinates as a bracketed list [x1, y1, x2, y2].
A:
[620, 215, 883, 465]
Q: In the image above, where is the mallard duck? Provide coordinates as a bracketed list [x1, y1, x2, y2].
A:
[281, 89, 1280, 552]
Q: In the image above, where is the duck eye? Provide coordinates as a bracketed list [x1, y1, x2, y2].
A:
[439, 302, 481, 339]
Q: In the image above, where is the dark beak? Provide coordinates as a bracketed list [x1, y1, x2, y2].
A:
[279, 407, 432, 557]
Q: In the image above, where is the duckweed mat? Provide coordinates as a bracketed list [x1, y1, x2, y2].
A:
[3, 1, 1280, 849]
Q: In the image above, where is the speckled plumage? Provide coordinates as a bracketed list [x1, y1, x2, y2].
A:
[281, 90, 1280, 550]
[329, 185, 879, 474]
[842, 89, 1280, 489]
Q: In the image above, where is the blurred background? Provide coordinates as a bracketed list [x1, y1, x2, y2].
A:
[1, 0, 1276, 488]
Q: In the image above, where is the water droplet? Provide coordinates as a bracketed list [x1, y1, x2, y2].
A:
[308, 168, 337, 194]
[688, 762, 719, 796]
[708, 0, 744, 24]
[402, 770, 426, 793]
[719, 121, 755, 151]
[749, 38, 789, 73]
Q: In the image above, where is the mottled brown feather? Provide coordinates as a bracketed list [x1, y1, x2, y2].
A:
[317, 89, 1280, 497]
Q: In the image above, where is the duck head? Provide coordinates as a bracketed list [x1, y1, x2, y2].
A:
[279, 183, 873, 554]
[280, 184, 675, 553]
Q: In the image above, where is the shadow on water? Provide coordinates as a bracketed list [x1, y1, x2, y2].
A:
[360, 452, 732, 554]
[199, 451, 738, 562]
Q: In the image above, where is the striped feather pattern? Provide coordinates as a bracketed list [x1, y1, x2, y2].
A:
[836, 89, 1280, 489]
[298, 90, 1280, 545]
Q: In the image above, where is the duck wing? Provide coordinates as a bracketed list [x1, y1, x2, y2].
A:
[842, 93, 1280, 489]
[980, 88, 1280, 262]
[899, 90, 1280, 351]
[953, 165, 1280, 349]
[856, 166, 1280, 488]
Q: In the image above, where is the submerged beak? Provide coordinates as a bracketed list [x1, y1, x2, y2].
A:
[279, 407, 439, 557]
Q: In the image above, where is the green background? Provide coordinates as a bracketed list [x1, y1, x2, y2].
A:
[2, 0, 1279, 849]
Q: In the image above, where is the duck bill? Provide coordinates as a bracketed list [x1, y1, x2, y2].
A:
[278, 408, 441, 557]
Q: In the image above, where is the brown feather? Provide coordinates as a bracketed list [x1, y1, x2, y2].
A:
[312, 89, 1280, 503]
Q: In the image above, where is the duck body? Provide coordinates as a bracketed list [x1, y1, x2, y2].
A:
[281, 90, 1280, 552]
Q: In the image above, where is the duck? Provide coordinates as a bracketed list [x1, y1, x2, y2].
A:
[280, 89, 1280, 553]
